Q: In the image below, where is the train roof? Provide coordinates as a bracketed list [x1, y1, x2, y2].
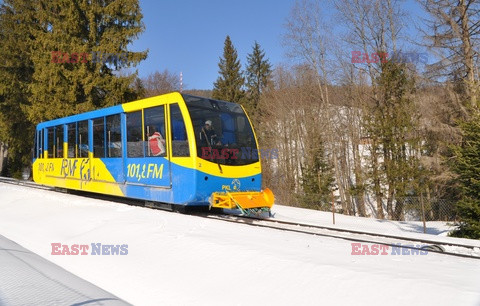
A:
[36, 92, 185, 129]
[36, 92, 246, 130]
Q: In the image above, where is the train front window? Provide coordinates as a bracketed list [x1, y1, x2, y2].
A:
[183, 95, 259, 165]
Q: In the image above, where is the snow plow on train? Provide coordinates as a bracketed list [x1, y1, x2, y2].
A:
[209, 188, 274, 217]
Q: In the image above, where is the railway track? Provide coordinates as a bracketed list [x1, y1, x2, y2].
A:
[0, 176, 53, 191]
[2, 176, 479, 260]
[201, 214, 480, 259]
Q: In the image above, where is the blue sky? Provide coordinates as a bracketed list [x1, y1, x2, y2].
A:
[131, 0, 426, 90]
[131, 0, 296, 90]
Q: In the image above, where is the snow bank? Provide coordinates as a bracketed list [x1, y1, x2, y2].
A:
[0, 183, 479, 305]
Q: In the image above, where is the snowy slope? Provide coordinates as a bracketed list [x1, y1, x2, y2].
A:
[273, 205, 480, 247]
[0, 182, 479, 305]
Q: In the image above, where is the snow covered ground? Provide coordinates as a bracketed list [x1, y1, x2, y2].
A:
[0, 235, 129, 305]
[0, 182, 479, 305]
[273, 205, 480, 247]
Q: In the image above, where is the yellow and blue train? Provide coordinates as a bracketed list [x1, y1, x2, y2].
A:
[32, 92, 274, 215]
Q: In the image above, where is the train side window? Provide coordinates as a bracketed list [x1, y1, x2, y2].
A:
[93, 117, 105, 158]
[106, 114, 122, 157]
[144, 105, 166, 157]
[35, 130, 38, 158]
[67, 123, 76, 158]
[47, 127, 55, 158]
[126, 111, 143, 157]
[78, 120, 89, 158]
[41, 130, 44, 158]
[40, 129, 44, 158]
[37, 130, 43, 158]
[56, 125, 64, 158]
[170, 103, 190, 157]
[34, 131, 38, 159]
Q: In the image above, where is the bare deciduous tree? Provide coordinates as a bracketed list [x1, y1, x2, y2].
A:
[143, 70, 180, 98]
[418, 0, 480, 110]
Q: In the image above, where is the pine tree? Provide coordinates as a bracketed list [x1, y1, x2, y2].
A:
[366, 60, 423, 220]
[131, 77, 146, 99]
[212, 36, 245, 104]
[245, 41, 272, 114]
[0, 0, 147, 177]
[300, 138, 334, 210]
[27, 0, 147, 123]
[449, 115, 480, 239]
[0, 0, 35, 177]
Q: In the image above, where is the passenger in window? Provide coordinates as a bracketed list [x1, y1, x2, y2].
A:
[68, 148, 75, 158]
[147, 126, 166, 156]
[200, 120, 221, 147]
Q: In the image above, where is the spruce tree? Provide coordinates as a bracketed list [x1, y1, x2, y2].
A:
[131, 77, 146, 99]
[0, 0, 35, 177]
[449, 115, 480, 239]
[212, 35, 245, 104]
[0, 0, 147, 177]
[366, 60, 422, 220]
[300, 138, 334, 210]
[245, 41, 272, 114]
[28, 0, 147, 123]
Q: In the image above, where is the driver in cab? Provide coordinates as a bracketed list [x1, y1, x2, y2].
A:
[200, 120, 221, 147]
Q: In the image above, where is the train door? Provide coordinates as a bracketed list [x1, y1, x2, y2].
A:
[91, 115, 125, 186]
[124, 106, 171, 188]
